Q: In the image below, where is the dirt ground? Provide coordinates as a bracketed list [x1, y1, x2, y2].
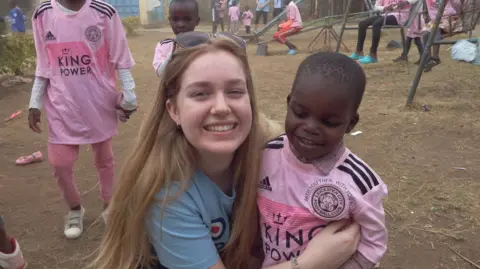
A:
[0, 25, 479, 269]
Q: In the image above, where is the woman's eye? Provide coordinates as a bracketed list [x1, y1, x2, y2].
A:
[227, 89, 246, 96]
[191, 91, 208, 98]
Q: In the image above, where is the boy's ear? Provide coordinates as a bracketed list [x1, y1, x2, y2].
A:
[345, 113, 359, 134]
[195, 16, 200, 26]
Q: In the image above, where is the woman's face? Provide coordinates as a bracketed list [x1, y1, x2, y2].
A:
[167, 50, 252, 158]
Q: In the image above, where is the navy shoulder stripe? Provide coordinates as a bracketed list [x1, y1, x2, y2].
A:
[34, 1, 52, 19]
[348, 154, 379, 186]
[337, 154, 379, 195]
[160, 38, 174, 45]
[265, 134, 285, 149]
[90, 0, 116, 19]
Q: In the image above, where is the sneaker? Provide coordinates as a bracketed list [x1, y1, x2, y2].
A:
[393, 55, 408, 62]
[287, 49, 297, 55]
[349, 52, 365, 60]
[64, 207, 85, 239]
[0, 238, 27, 269]
[424, 57, 441, 72]
[358, 55, 378, 64]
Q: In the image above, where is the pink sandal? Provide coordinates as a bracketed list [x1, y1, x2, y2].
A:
[15, 151, 43, 165]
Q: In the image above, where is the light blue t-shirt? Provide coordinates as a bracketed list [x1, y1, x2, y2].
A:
[147, 171, 235, 269]
[274, 0, 283, 9]
[257, 0, 270, 12]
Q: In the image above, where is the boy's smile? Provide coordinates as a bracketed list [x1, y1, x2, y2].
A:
[285, 81, 358, 160]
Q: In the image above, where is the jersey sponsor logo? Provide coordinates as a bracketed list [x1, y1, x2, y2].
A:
[58, 48, 93, 77]
[260, 176, 272, 191]
[85, 25, 102, 43]
[45, 31, 56, 41]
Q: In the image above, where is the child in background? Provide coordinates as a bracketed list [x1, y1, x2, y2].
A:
[421, 0, 458, 72]
[258, 52, 388, 269]
[273, 0, 302, 55]
[153, 0, 200, 76]
[393, 15, 424, 64]
[6, 0, 27, 33]
[228, 1, 240, 34]
[213, 0, 227, 33]
[28, 0, 137, 239]
[242, 6, 253, 34]
[0, 215, 27, 269]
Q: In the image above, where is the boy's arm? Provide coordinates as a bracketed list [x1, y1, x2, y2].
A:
[29, 77, 47, 109]
[342, 183, 388, 269]
[20, 9, 27, 21]
[30, 5, 51, 106]
[106, 8, 137, 111]
[117, 69, 137, 111]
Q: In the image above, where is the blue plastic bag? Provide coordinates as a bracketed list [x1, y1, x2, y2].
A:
[473, 40, 480, 66]
[451, 39, 477, 63]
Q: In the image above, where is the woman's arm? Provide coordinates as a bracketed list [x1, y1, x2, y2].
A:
[209, 220, 361, 269]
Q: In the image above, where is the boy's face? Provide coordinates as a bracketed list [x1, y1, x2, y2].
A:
[283, 0, 290, 6]
[9, 0, 16, 8]
[285, 80, 359, 160]
[169, 2, 200, 35]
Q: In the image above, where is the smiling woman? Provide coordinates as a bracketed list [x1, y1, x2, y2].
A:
[91, 38, 362, 269]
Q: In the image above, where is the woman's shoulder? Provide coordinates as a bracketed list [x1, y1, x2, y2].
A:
[151, 171, 227, 211]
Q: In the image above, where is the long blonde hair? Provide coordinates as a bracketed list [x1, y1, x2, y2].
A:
[91, 39, 267, 269]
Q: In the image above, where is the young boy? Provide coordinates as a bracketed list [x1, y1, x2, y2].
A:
[242, 6, 254, 34]
[393, 16, 424, 64]
[273, 0, 302, 55]
[0, 215, 26, 269]
[228, 0, 240, 33]
[6, 0, 27, 33]
[258, 52, 388, 269]
[422, 0, 458, 72]
[153, 0, 200, 76]
[212, 0, 226, 33]
[29, 0, 137, 239]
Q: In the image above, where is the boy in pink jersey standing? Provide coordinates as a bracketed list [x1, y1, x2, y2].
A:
[152, 0, 200, 76]
[228, 0, 240, 34]
[28, 0, 137, 239]
[242, 6, 253, 34]
[258, 52, 388, 269]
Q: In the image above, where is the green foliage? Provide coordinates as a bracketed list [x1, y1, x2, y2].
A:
[0, 33, 36, 75]
[122, 16, 140, 36]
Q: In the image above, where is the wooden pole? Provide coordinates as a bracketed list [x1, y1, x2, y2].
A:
[406, 0, 448, 105]
[164, 0, 169, 21]
[336, 0, 352, 52]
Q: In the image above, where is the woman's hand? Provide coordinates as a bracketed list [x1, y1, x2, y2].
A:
[298, 220, 361, 269]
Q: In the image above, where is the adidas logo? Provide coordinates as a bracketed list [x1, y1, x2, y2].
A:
[259, 176, 272, 191]
[45, 31, 56, 41]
